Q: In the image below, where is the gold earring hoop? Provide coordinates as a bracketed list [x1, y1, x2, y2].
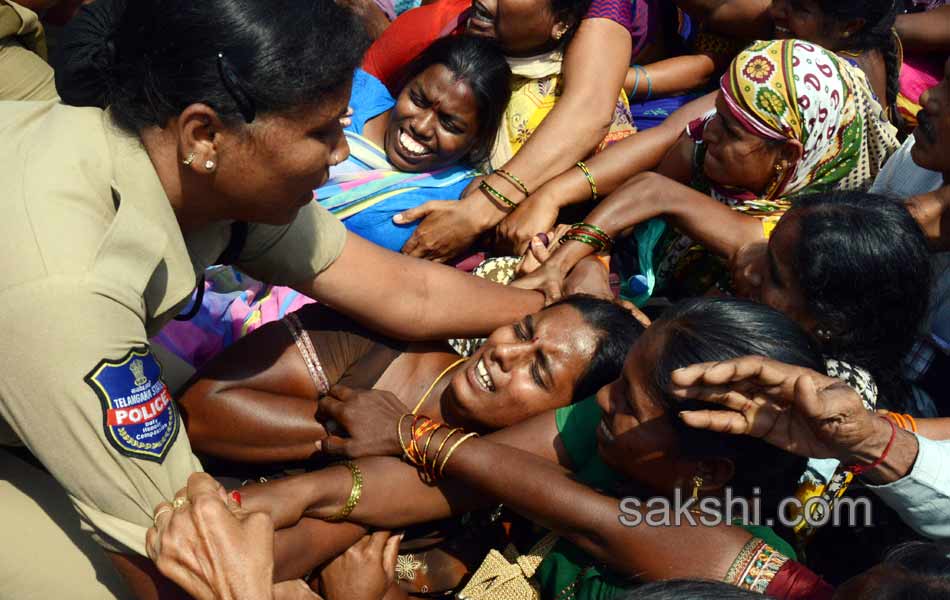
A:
[182, 152, 197, 166]
[689, 475, 704, 515]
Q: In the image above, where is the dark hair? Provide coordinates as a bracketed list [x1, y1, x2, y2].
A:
[549, 295, 645, 401]
[791, 192, 931, 410]
[620, 579, 768, 599]
[100, 0, 369, 133]
[861, 541, 950, 599]
[648, 298, 822, 517]
[399, 35, 512, 166]
[815, 0, 903, 128]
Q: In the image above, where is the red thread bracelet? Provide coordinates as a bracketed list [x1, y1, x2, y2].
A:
[846, 417, 897, 476]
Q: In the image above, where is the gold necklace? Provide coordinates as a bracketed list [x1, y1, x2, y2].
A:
[411, 357, 468, 415]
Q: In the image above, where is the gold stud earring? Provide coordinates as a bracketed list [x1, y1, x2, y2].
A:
[182, 152, 197, 166]
[204, 160, 216, 171]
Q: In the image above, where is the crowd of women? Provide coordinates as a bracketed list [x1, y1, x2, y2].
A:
[1, 0, 949, 598]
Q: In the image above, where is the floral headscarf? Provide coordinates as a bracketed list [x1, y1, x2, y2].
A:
[720, 39, 899, 199]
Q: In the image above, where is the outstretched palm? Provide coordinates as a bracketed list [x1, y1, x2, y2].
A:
[670, 356, 878, 461]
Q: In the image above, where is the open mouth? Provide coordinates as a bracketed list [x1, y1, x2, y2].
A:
[472, 357, 495, 392]
[774, 24, 791, 36]
[397, 130, 433, 160]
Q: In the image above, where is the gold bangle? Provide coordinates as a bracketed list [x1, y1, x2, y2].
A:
[496, 169, 530, 195]
[576, 161, 597, 202]
[479, 180, 518, 210]
[397, 413, 413, 459]
[430, 427, 462, 480]
[438, 432, 479, 478]
[326, 461, 363, 522]
[421, 424, 442, 476]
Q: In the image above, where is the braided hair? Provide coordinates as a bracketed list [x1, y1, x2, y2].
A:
[817, 0, 904, 130]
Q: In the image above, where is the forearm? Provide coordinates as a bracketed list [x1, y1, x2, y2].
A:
[500, 19, 631, 190]
[627, 55, 718, 98]
[182, 388, 325, 463]
[306, 235, 543, 340]
[528, 115, 697, 218]
[675, 0, 772, 38]
[273, 519, 367, 582]
[896, 7, 950, 53]
[916, 418, 950, 441]
[437, 434, 750, 579]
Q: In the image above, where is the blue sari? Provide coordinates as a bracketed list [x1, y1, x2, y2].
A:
[316, 70, 477, 251]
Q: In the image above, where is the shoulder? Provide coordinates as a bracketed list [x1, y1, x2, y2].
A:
[348, 69, 396, 133]
[0, 102, 120, 286]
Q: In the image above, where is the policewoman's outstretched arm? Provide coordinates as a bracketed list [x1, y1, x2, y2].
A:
[301, 233, 543, 342]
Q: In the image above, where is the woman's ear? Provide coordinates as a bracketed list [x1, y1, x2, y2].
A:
[839, 17, 867, 41]
[695, 457, 736, 494]
[176, 103, 226, 174]
[780, 139, 804, 167]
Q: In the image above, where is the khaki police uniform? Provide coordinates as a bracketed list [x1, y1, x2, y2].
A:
[0, 100, 346, 591]
[0, 0, 57, 101]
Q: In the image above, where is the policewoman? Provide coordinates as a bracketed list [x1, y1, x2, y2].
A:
[0, 0, 542, 596]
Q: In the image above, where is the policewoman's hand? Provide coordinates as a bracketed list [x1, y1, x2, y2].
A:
[146, 473, 281, 600]
[315, 385, 408, 458]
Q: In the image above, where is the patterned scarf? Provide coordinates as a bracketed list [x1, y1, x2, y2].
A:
[719, 39, 898, 200]
[316, 130, 477, 219]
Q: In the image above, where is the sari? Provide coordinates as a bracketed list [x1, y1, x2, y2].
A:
[641, 39, 900, 298]
[489, 50, 637, 170]
[316, 69, 477, 252]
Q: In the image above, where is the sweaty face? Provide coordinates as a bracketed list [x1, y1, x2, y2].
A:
[213, 82, 351, 225]
[912, 58, 950, 175]
[466, 0, 561, 56]
[593, 328, 690, 495]
[385, 64, 481, 173]
[733, 212, 819, 334]
[447, 304, 599, 430]
[770, 0, 839, 49]
[702, 93, 787, 195]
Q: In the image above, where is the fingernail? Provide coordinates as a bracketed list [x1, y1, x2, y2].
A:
[314, 440, 322, 451]
[393, 214, 405, 224]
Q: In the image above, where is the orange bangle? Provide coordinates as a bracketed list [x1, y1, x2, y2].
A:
[886, 412, 907, 431]
[594, 254, 611, 273]
[903, 413, 918, 433]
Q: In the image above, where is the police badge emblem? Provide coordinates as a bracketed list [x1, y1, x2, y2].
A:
[84, 347, 179, 463]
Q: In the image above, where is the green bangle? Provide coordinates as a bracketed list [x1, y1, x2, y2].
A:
[326, 461, 363, 522]
[560, 233, 608, 252]
[479, 180, 518, 210]
[576, 161, 598, 202]
[573, 222, 611, 240]
[496, 169, 531, 196]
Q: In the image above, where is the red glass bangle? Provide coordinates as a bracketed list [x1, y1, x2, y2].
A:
[846, 417, 897, 476]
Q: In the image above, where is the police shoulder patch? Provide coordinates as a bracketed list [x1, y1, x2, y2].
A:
[84, 346, 180, 463]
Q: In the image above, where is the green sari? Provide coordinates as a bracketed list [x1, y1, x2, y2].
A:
[534, 397, 796, 600]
